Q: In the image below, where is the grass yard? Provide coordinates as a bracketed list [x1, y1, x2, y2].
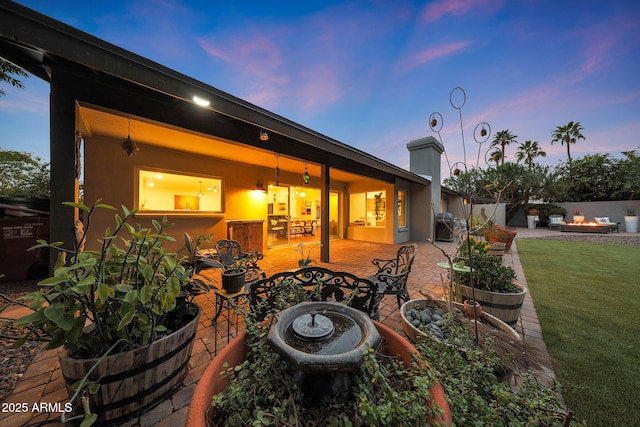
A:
[516, 239, 640, 427]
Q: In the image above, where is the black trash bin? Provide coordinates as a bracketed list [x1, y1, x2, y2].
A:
[435, 213, 455, 242]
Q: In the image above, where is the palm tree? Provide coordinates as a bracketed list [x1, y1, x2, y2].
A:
[515, 140, 547, 168]
[0, 57, 28, 97]
[551, 121, 585, 164]
[490, 129, 518, 166]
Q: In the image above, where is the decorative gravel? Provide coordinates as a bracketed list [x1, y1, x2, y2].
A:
[525, 234, 640, 246]
[0, 280, 41, 402]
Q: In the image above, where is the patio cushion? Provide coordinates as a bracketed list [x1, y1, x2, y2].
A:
[594, 216, 610, 224]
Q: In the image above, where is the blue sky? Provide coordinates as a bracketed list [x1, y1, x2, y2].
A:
[1, 0, 639, 178]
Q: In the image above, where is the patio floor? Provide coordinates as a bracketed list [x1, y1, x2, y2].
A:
[0, 229, 554, 427]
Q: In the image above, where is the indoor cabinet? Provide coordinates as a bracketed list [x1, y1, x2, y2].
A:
[226, 220, 264, 252]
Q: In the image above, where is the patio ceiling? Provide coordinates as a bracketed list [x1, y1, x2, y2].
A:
[77, 105, 365, 184]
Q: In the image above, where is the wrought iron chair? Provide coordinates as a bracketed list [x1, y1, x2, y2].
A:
[371, 243, 418, 309]
[214, 239, 266, 285]
[248, 266, 381, 321]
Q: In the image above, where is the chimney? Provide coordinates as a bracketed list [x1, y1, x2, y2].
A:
[407, 136, 444, 215]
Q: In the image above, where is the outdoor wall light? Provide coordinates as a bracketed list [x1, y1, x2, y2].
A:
[256, 180, 267, 192]
[193, 96, 210, 107]
[260, 129, 269, 141]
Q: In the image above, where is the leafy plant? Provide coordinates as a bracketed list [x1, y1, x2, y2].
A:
[625, 207, 636, 216]
[12, 201, 192, 359]
[416, 334, 586, 426]
[211, 297, 442, 426]
[179, 233, 222, 301]
[455, 252, 519, 293]
[295, 242, 321, 267]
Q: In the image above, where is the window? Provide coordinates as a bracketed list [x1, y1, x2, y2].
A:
[398, 190, 406, 228]
[349, 191, 386, 227]
[137, 169, 223, 214]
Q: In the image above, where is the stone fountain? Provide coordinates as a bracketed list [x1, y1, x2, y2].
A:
[267, 301, 381, 404]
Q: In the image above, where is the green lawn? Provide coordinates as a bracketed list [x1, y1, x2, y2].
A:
[516, 239, 640, 427]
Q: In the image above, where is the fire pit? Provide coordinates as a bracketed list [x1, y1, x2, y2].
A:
[560, 222, 610, 233]
[267, 301, 381, 404]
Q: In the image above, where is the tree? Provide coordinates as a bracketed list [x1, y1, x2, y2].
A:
[0, 58, 28, 97]
[490, 130, 517, 166]
[0, 149, 50, 198]
[515, 140, 547, 168]
[551, 121, 584, 165]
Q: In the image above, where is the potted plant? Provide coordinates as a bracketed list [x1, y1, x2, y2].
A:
[453, 251, 527, 327]
[482, 221, 517, 252]
[11, 202, 201, 425]
[525, 207, 540, 229]
[572, 209, 585, 223]
[624, 207, 638, 233]
[295, 242, 321, 267]
[186, 301, 452, 426]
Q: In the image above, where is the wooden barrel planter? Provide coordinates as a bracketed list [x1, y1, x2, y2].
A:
[487, 242, 506, 257]
[59, 305, 200, 424]
[459, 282, 527, 327]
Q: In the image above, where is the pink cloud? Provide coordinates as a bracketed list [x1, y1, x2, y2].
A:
[398, 41, 471, 72]
[422, 0, 503, 23]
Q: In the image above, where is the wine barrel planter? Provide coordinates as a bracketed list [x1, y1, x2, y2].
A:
[459, 282, 527, 327]
[221, 269, 246, 293]
[186, 320, 452, 427]
[59, 305, 200, 424]
[487, 242, 506, 257]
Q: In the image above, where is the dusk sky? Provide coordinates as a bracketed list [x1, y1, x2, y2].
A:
[1, 0, 639, 180]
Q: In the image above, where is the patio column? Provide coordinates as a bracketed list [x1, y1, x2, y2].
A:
[49, 79, 79, 263]
[320, 164, 330, 263]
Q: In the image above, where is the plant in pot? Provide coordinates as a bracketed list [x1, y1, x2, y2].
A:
[453, 251, 527, 327]
[624, 207, 638, 233]
[572, 208, 585, 223]
[186, 277, 451, 426]
[10, 202, 201, 426]
[295, 242, 321, 267]
[483, 220, 517, 252]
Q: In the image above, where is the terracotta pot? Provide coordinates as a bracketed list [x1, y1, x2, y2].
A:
[485, 227, 516, 252]
[463, 299, 483, 319]
[186, 320, 452, 426]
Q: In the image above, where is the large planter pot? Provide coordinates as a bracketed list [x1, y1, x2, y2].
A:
[573, 215, 585, 223]
[59, 305, 200, 424]
[459, 282, 527, 327]
[400, 298, 521, 345]
[624, 215, 639, 233]
[186, 320, 452, 426]
[487, 241, 506, 257]
[221, 268, 246, 293]
[485, 227, 517, 252]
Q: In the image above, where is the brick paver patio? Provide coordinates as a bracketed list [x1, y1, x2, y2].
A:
[0, 231, 553, 426]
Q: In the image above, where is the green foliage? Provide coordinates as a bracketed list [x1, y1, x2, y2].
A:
[211, 309, 441, 426]
[0, 148, 50, 198]
[455, 252, 519, 293]
[0, 58, 28, 97]
[12, 202, 191, 358]
[527, 204, 567, 226]
[417, 335, 586, 426]
[551, 121, 585, 164]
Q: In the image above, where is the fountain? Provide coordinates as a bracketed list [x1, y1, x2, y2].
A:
[267, 301, 381, 404]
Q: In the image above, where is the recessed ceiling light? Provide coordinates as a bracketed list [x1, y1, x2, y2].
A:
[193, 96, 210, 107]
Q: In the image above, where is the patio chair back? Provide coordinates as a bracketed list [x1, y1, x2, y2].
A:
[215, 239, 243, 269]
[248, 266, 380, 321]
[371, 243, 418, 309]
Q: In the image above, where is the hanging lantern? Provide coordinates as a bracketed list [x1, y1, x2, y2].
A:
[121, 118, 139, 157]
[480, 127, 487, 137]
[430, 117, 437, 127]
[275, 153, 280, 186]
[303, 161, 310, 185]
